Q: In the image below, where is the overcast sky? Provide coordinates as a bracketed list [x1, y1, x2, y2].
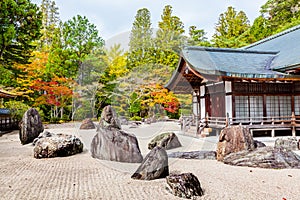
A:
[32, 0, 266, 46]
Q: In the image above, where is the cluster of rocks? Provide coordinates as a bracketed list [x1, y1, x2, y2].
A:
[90, 105, 203, 199]
[216, 126, 300, 169]
[19, 108, 84, 159]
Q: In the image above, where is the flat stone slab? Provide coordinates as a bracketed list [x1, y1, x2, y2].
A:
[223, 146, 300, 169]
[168, 151, 216, 160]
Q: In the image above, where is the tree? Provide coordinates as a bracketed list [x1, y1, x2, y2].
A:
[260, 0, 300, 33]
[0, 0, 42, 66]
[0, 0, 42, 87]
[155, 5, 185, 53]
[212, 6, 251, 48]
[188, 26, 211, 46]
[13, 51, 49, 101]
[128, 84, 180, 119]
[127, 8, 153, 69]
[47, 15, 104, 80]
[95, 44, 128, 115]
[248, 15, 272, 42]
[129, 8, 153, 52]
[31, 76, 75, 120]
[38, 0, 60, 49]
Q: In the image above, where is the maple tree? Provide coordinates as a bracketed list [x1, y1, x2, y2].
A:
[129, 83, 180, 118]
[31, 76, 75, 120]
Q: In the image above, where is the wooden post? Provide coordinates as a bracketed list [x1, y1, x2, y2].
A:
[291, 112, 296, 137]
[225, 113, 229, 127]
[182, 117, 186, 135]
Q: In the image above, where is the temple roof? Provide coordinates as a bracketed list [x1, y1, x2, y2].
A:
[166, 25, 300, 93]
[245, 25, 300, 72]
[181, 47, 284, 78]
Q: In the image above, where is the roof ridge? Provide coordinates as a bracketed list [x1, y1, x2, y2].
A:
[184, 46, 278, 55]
[244, 24, 300, 49]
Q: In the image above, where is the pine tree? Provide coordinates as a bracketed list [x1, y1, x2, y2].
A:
[155, 5, 185, 53]
[127, 8, 153, 69]
[188, 26, 211, 46]
[129, 8, 153, 52]
[39, 0, 60, 49]
[212, 6, 250, 48]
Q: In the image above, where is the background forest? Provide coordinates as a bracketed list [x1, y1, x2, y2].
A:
[1, 0, 300, 122]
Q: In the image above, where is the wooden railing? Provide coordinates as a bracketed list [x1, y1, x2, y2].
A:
[181, 113, 300, 137]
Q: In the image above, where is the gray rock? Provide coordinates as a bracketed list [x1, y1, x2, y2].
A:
[148, 132, 182, 150]
[33, 132, 83, 159]
[99, 105, 121, 130]
[131, 146, 169, 180]
[216, 126, 255, 161]
[32, 131, 55, 146]
[166, 173, 204, 199]
[275, 137, 299, 151]
[19, 108, 44, 145]
[168, 151, 216, 160]
[223, 146, 300, 169]
[79, 118, 95, 129]
[254, 140, 266, 148]
[91, 128, 143, 163]
[91, 105, 143, 163]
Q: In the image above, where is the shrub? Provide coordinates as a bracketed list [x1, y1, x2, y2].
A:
[130, 116, 142, 121]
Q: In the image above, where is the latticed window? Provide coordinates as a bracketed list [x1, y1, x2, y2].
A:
[235, 96, 248, 119]
[249, 96, 263, 119]
[266, 96, 291, 117]
[266, 96, 279, 117]
[280, 96, 292, 116]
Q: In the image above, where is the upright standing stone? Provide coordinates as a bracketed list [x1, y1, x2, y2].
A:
[91, 105, 143, 163]
[131, 146, 169, 180]
[216, 126, 255, 161]
[19, 108, 44, 145]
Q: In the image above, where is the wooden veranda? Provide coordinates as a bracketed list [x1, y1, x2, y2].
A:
[181, 112, 300, 137]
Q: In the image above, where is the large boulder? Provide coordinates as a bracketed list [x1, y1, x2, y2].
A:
[148, 132, 182, 150]
[216, 126, 255, 161]
[275, 137, 299, 151]
[79, 118, 95, 129]
[166, 173, 204, 199]
[19, 108, 44, 145]
[91, 105, 143, 163]
[131, 146, 169, 180]
[33, 131, 83, 159]
[223, 146, 300, 169]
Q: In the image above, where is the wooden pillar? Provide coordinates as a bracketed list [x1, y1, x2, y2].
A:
[291, 112, 296, 137]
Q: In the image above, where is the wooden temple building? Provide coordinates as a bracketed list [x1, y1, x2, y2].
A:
[0, 89, 18, 132]
[166, 25, 300, 137]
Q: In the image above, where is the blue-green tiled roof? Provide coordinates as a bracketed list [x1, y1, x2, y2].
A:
[182, 47, 285, 78]
[245, 25, 300, 71]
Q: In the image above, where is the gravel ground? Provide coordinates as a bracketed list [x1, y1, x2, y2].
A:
[0, 122, 300, 200]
